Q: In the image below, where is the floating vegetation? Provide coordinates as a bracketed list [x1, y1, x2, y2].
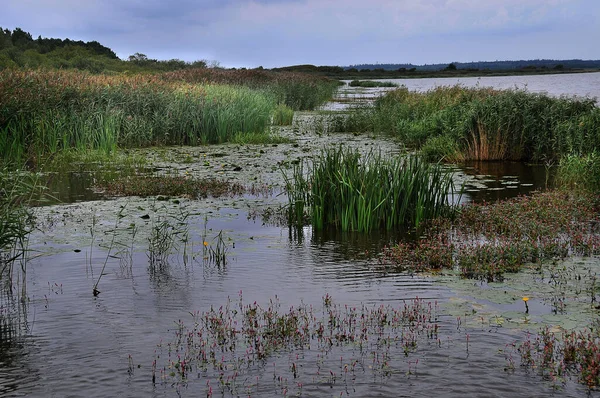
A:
[155, 294, 441, 395]
[385, 190, 600, 281]
[100, 175, 245, 199]
[283, 146, 460, 232]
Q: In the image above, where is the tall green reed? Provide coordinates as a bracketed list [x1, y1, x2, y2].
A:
[0, 69, 279, 165]
[283, 146, 459, 232]
[333, 86, 600, 163]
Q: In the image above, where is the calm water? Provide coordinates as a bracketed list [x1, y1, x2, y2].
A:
[1, 73, 598, 397]
[328, 71, 600, 109]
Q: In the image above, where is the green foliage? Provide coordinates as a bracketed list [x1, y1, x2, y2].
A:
[556, 152, 600, 193]
[272, 103, 294, 126]
[332, 86, 600, 163]
[283, 146, 459, 232]
[0, 69, 277, 165]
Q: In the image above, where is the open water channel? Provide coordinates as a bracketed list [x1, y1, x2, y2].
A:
[1, 73, 600, 397]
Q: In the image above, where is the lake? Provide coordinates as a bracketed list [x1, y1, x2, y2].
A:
[1, 73, 599, 398]
[327, 71, 600, 109]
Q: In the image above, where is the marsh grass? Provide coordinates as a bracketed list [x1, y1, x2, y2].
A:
[272, 103, 294, 126]
[161, 67, 339, 111]
[385, 190, 600, 281]
[556, 152, 600, 193]
[283, 146, 459, 232]
[333, 86, 600, 163]
[0, 70, 279, 165]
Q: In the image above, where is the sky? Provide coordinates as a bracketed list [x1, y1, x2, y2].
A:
[2, 0, 599, 68]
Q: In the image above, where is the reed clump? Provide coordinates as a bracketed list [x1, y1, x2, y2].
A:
[283, 146, 459, 232]
[334, 86, 600, 163]
[556, 152, 600, 193]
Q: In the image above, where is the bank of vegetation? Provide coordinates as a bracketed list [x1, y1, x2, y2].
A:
[332, 85, 600, 163]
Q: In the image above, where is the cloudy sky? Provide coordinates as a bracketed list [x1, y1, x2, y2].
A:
[2, 0, 598, 68]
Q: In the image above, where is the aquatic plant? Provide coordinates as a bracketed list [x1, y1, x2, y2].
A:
[283, 146, 460, 232]
[385, 190, 600, 281]
[508, 324, 600, 389]
[101, 174, 245, 199]
[155, 293, 441, 395]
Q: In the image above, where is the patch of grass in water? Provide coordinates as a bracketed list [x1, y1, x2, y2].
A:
[272, 103, 294, 126]
[283, 145, 460, 232]
[100, 175, 245, 199]
[385, 190, 600, 282]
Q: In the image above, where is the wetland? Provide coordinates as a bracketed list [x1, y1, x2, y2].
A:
[1, 69, 600, 397]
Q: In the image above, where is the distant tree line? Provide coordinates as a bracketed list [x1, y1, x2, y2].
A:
[347, 59, 600, 72]
[0, 27, 209, 73]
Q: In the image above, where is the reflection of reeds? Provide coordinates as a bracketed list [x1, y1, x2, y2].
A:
[284, 146, 459, 232]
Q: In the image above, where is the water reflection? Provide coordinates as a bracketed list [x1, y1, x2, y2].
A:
[459, 161, 553, 202]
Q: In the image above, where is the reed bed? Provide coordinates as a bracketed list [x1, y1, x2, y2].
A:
[334, 86, 600, 163]
[283, 146, 459, 232]
[0, 69, 279, 165]
[385, 190, 600, 281]
[160, 68, 340, 111]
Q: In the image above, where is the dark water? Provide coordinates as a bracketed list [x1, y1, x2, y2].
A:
[0, 200, 593, 398]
